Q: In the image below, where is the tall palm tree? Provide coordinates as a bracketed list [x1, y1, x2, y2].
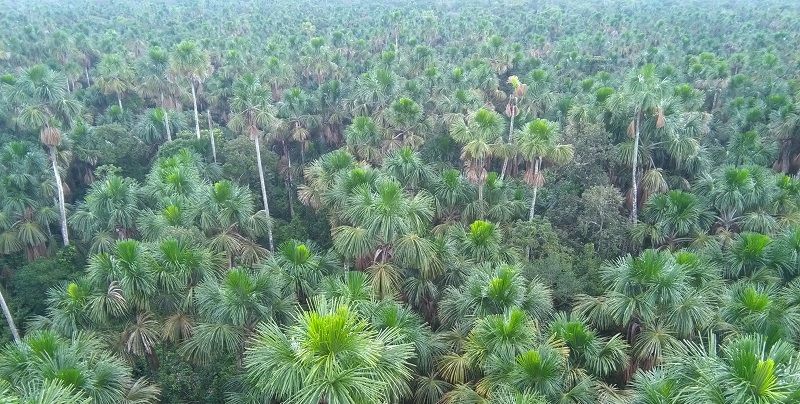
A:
[500, 75, 526, 180]
[96, 53, 133, 111]
[449, 108, 504, 207]
[610, 64, 670, 222]
[0, 141, 56, 259]
[12, 65, 81, 246]
[170, 40, 212, 139]
[384, 146, 432, 191]
[634, 190, 714, 248]
[278, 87, 320, 165]
[332, 177, 435, 297]
[516, 119, 574, 220]
[228, 73, 277, 251]
[137, 46, 175, 141]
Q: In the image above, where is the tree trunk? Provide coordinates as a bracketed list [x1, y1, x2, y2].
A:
[282, 140, 295, 219]
[476, 157, 485, 208]
[630, 111, 641, 223]
[500, 113, 515, 180]
[85, 66, 91, 86]
[528, 157, 541, 221]
[146, 350, 160, 371]
[191, 81, 201, 139]
[299, 145, 306, 166]
[50, 147, 69, 246]
[0, 288, 20, 343]
[117, 92, 123, 111]
[254, 136, 275, 251]
[161, 92, 172, 141]
[207, 110, 217, 163]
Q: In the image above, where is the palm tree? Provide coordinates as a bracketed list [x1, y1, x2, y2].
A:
[547, 312, 629, 379]
[574, 249, 718, 377]
[317, 79, 347, 145]
[0, 331, 160, 403]
[170, 40, 212, 139]
[263, 56, 294, 101]
[438, 263, 553, 330]
[0, 379, 91, 403]
[86, 239, 156, 315]
[634, 190, 714, 248]
[96, 53, 133, 111]
[137, 46, 175, 141]
[610, 64, 670, 222]
[244, 297, 415, 403]
[12, 65, 81, 246]
[455, 220, 517, 264]
[332, 177, 435, 297]
[629, 333, 800, 403]
[388, 97, 425, 149]
[183, 267, 291, 365]
[297, 149, 356, 210]
[500, 75, 526, 180]
[0, 141, 56, 259]
[278, 87, 320, 165]
[516, 119, 574, 220]
[262, 239, 336, 304]
[228, 73, 277, 251]
[69, 174, 140, 254]
[196, 180, 270, 266]
[449, 108, 504, 207]
[722, 281, 800, 345]
[345, 115, 384, 163]
[134, 107, 185, 144]
[384, 146, 432, 191]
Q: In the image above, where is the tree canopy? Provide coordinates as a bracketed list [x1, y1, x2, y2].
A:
[1, 0, 800, 402]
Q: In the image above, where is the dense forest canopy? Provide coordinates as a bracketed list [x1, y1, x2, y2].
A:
[1, 0, 800, 402]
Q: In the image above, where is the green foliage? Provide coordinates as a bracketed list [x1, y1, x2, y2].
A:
[8, 246, 83, 326]
[2, 0, 800, 402]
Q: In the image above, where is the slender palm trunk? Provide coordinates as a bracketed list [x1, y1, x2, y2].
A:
[282, 140, 295, 219]
[207, 110, 217, 163]
[49, 147, 69, 246]
[191, 81, 201, 139]
[299, 146, 305, 166]
[161, 92, 172, 141]
[630, 110, 641, 223]
[0, 288, 20, 343]
[117, 92, 123, 111]
[254, 136, 275, 251]
[146, 350, 160, 371]
[528, 157, 541, 221]
[500, 113, 515, 180]
[85, 66, 91, 86]
[476, 157, 485, 207]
